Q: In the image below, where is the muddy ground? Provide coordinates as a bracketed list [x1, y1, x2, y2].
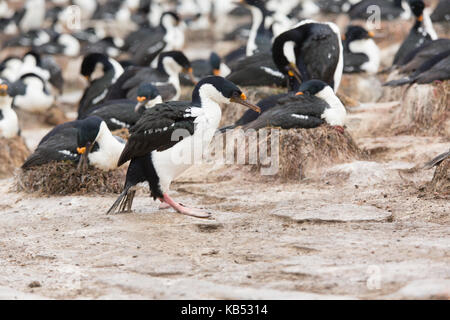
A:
[1, 105, 449, 299]
[0, 6, 449, 300]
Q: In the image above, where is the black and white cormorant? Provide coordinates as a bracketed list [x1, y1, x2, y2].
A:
[226, 20, 343, 91]
[180, 52, 231, 86]
[16, 0, 46, 32]
[103, 51, 195, 103]
[33, 33, 81, 57]
[383, 50, 450, 86]
[223, 0, 274, 64]
[82, 36, 124, 58]
[392, 0, 438, 67]
[399, 39, 450, 73]
[0, 51, 51, 84]
[107, 76, 261, 217]
[241, 80, 347, 133]
[0, 80, 19, 138]
[343, 26, 380, 74]
[85, 83, 162, 131]
[22, 116, 125, 171]
[316, 0, 354, 14]
[9, 73, 55, 113]
[348, 0, 411, 20]
[78, 53, 124, 119]
[128, 11, 185, 66]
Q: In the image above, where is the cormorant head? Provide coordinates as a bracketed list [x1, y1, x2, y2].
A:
[409, 0, 425, 20]
[209, 52, 222, 76]
[0, 78, 10, 98]
[191, 76, 260, 113]
[158, 51, 196, 83]
[135, 83, 162, 112]
[295, 79, 330, 97]
[76, 116, 105, 171]
[80, 53, 113, 82]
[272, 28, 303, 84]
[343, 25, 375, 43]
[160, 11, 181, 29]
[23, 50, 41, 67]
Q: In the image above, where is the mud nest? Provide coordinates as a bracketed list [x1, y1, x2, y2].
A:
[222, 126, 368, 181]
[16, 162, 127, 195]
[379, 70, 405, 102]
[390, 81, 449, 137]
[0, 136, 30, 178]
[427, 158, 450, 197]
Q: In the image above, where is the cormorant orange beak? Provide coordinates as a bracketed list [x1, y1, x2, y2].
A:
[213, 69, 221, 76]
[0, 84, 7, 96]
[295, 92, 303, 96]
[230, 92, 261, 113]
[184, 67, 197, 85]
[418, 15, 423, 22]
[137, 96, 146, 102]
[368, 31, 375, 38]
[287, 62, 302, 84]
[77, 142, 94, 172]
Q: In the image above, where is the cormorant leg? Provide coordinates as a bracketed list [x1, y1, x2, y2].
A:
[126, 190, 136, 213]
[162, 193, 211, 218]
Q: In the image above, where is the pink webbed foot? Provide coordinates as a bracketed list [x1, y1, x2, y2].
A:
[158, 201, 171, 209]
[332, 125, 345, 134]
[161, 193, 211, 218]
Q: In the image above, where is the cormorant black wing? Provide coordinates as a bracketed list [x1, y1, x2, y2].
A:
[22, 127, 79, 168]
[117, 101, 196, 166]
[243, 94, 327, 130]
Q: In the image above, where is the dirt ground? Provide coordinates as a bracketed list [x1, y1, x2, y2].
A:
[1, 108, 449, 299]
[0, 5, 449, 300]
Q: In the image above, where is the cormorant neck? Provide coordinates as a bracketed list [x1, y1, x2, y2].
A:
[246, 5, 271, 56]
[0, 95, 13, 109]
[272, 29, 303, 73]
[191, 83, 227, 107]
[316, 86, 346, 126]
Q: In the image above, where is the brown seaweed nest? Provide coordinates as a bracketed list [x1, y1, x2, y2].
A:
[390, 81, 449, 137]
[221, 126, 368, 181]
[426, 158, 450, 197]
[379, 70, 405, 103]
[0, 136, 30, 178]
[15, 162, 127, 195]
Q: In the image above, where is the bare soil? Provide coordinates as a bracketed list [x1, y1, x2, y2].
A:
[0, 8, 449, 300]
[0, 108, 448, 299]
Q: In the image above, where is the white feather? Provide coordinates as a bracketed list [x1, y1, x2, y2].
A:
[349, 38, 380, 73]
[0, 96, 19, 138]
[152, 84, 225, 193]
[317, 86, 346, 126]
[88, 122, 125, 171]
